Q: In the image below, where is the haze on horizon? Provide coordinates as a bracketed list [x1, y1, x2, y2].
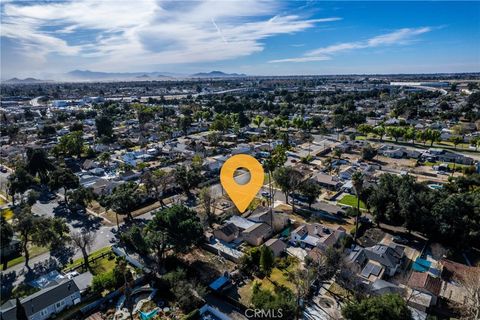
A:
[1, 0, 479, 80]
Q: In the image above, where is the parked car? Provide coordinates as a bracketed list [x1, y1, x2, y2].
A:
[392, 236, 409, 244]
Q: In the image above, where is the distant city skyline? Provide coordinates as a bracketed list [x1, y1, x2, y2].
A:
[1, 1, 479, 79]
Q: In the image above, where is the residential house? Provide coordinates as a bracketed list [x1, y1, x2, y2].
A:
[407, 272, 442, 308]
[339, 166, 357, 180]
[225, 215, 256, 232]
[312, 172, 342, 190]
[347, 244, 405, 282]
[242, 223, 272, 246]
[439, 259, 479, 305]
[290, 223, 346, 251]
[264, 238, 287, 257]
[312, 202, 345, 217]
[0, 279, 81, 320]
[247, 206, 289, 232]
[91, 178, 122, 196]
[213, 223, 239, 243]
[422, 148, 474, 165]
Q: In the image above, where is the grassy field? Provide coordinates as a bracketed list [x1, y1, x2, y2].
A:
[63, 246, 114, 275]
[338, 194, 366, 209]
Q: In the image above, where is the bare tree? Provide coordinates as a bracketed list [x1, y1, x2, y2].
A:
[71, 229, 96, 271]
[288, 267, 316, 320]
[457, 268, 480, 320]
[198, 187, 216, 227]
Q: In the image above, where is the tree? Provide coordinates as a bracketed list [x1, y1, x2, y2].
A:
[342, 294, 412, 320]
[427, 129, 441, 147]
[373, 126, 385, 141]
[33, 216, 70, 251]
[403, 127, 417, 145]
[145, 205, 203, 271]
[357, 124, 373, 136]
[95, 114, 114, 139]
[352, 171, 364, 242]
[71, 230, 96, 271]
[361, 144, 377, 161]
[263, 146, 287, 208]
[8, 165, 34, 205]
[68, 187, 95, 208]
[333, 149, 342, 160]
[48, 167, 79, 205]
[259, 245, 274, 277]
[177, 116, 192, 136]
[13, 206, 69, 269]
[56, 131, 84, 157]
[198, 187, 215, 226]
[386, 126, 405, 143]
[456, 267, 480, 320]
[13, 206, 37, 269]
[449, 136, 463, 150]
[1, 216, 13, 268]
[104, 182, 141, 222]
[251, 283, 296, 320]
[273, 167, 303, 211]
[97, 152, 111, 167]
[175, 164, 201, 197]
[142, 169, 174, 207]
[25, 148, 54, 184]
[252, 115, 264, 128]
[299, 179, 321, 209]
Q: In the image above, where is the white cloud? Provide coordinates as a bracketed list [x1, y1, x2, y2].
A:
[269, 27, 433, 63]
[0, 0, 341, 72]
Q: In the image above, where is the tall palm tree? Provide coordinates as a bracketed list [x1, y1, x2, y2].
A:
[352, 171, 364, 242]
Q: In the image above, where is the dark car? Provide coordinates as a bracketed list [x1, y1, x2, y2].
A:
[392, 236, 409, 244]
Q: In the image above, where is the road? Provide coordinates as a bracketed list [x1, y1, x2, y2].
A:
[2, 195, 156, 286]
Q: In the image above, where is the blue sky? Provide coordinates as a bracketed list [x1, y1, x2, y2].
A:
[1, 1, 479, 78]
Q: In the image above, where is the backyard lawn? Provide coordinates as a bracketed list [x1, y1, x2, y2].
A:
[337, 194, 366, 210]
[238, 260, 298, 306]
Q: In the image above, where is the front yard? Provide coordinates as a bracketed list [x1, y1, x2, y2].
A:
[337, 194, 366, 210]
[63, 246, 115, 275]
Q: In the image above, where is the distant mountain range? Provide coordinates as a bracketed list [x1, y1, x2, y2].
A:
[191, 71, 247, 78]
[3, 77, 52, 83]
[1, 70, 248, 82]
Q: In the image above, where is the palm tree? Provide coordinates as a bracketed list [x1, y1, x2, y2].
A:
[352, 171, 364, 242]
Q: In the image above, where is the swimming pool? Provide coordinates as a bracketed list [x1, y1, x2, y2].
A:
[412, 257, 432, 272]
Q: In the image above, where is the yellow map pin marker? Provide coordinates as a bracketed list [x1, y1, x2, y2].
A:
[220, 154, 264, 213]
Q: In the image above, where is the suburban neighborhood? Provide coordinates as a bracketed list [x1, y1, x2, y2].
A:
[1, 1, 480, 319]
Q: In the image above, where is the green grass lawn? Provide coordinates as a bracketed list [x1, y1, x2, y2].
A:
[238, 259, 298, 306]
[338, 194, 366, 209]
[63, 246, 114, 275]
[5, 245, 49, 269]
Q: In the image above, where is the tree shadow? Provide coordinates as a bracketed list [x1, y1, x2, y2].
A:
[0, 271, 17, 300]
[53, 203, 102, 231]
[51, 245, 76, 267]
[23, 258, 59, 283]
